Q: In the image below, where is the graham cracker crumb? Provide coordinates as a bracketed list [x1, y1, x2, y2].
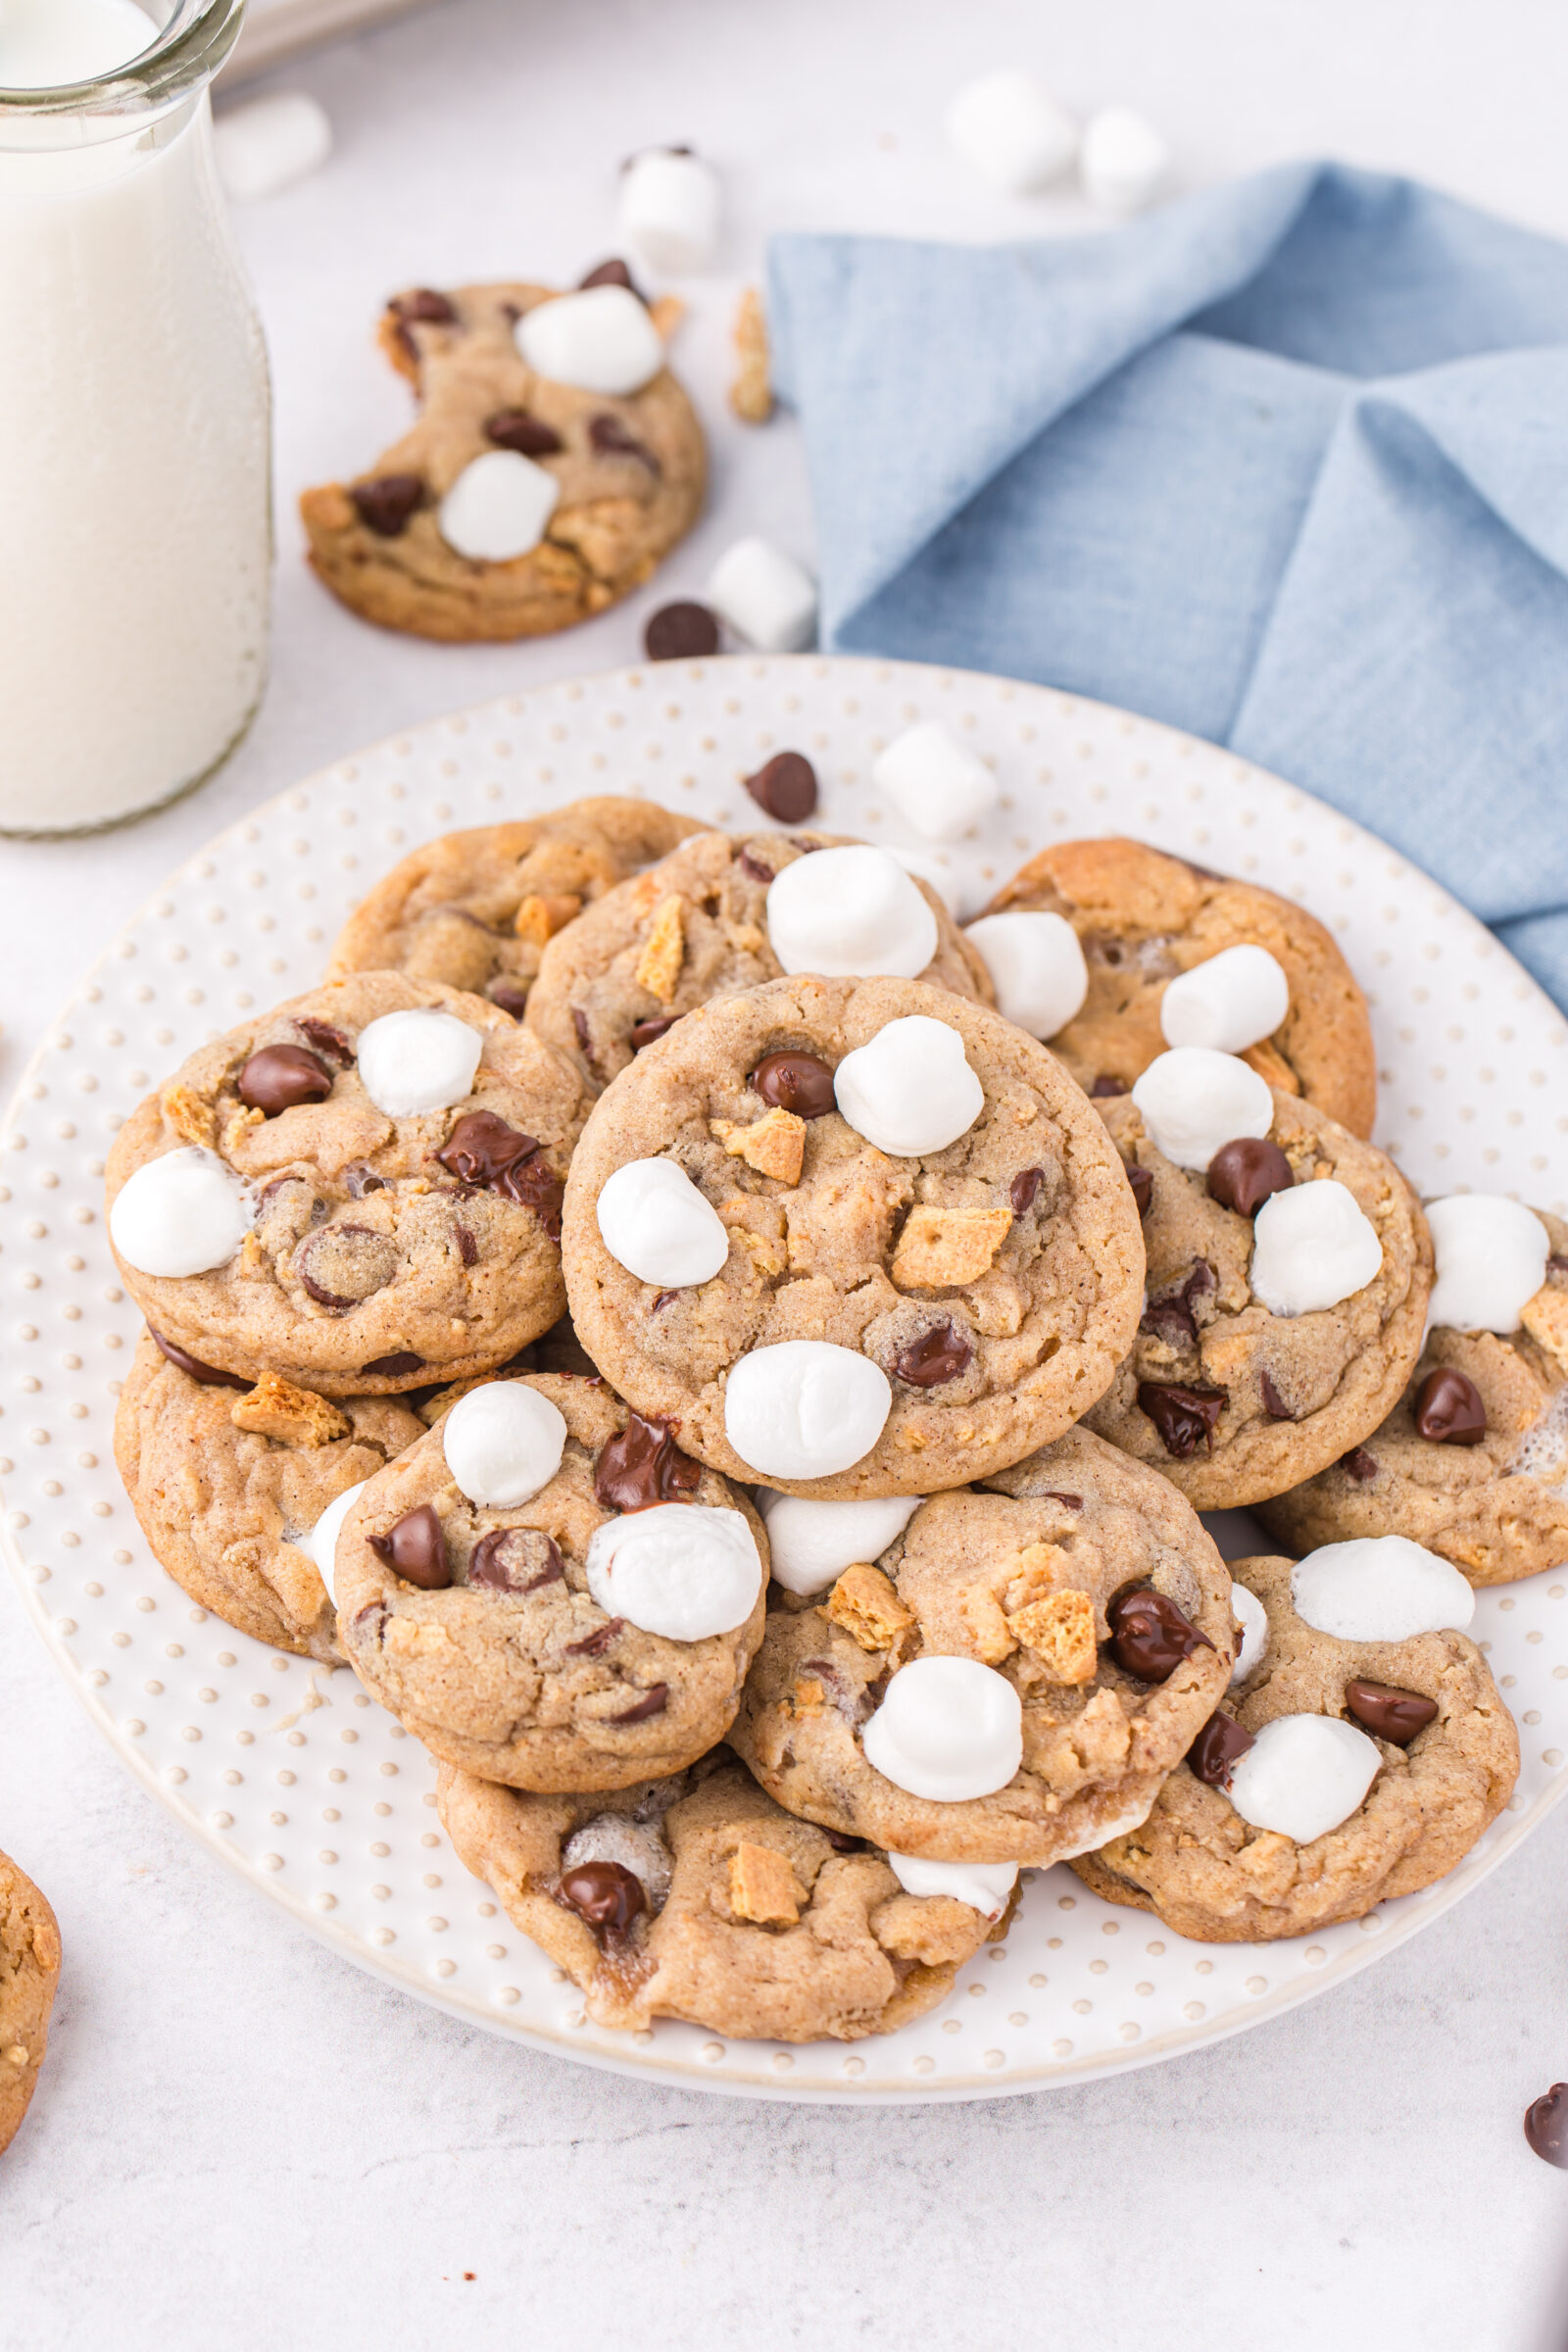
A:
[728, 1839, 803, 1925]
[1240, 1039, 1298, 1096]
[729, 287, 773, 423]
[1008, 1588, 1098, 1684]
[514, 892, 582, 949]
[230, 1372, 351, 1448]
[892, 1204, 1012, 1291]
[633, 894, 685, 1004]
[824, 1562, 913, 1653]
[162, 1083, 215, 1149]
[1521, 1284, 1568, 1375]
[711, 1106, 806, 1185]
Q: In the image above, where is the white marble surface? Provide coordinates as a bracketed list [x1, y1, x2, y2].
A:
[5, 1, 1568, 2341]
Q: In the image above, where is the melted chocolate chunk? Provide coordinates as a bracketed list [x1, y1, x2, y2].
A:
[1344, 1680, 1439, 1745]
[1141, 1261, 1216, 1351]
[1259, 1369, 1295, 1421]
[744, 752, 818, 825]
[566, 1618, 624, 1657]
[1107, 1587, 1216, 1683]
[435, 1110, 540, 1190]
[295, 1018, 353, 1066]
[1188, 1710, 1255, 1786]
[484, 408, 564, 457]
[1137, 1381, 1227, 1459]
[1010, 1166, 1044, 1217]
[1040, 1492, 1084, 1511]
[594, 1412, 702, 1510]
[368, 1502, 450, 1589]
[557, 1858, 645, 1937]
[1091, 1076, 1129, 1098]
[148, 1328, 249, 1389]
[1525, 2083, 1568, 2168]
[392, 287, 457, 323]
[457, 1226, 477, 1267]
[237, 1043, 333, 1117]
[629, 1014, 679, 1052]
[644, 600, 720, 661]
[1126, 1162, 1154, 1218]
[1413, 1366, 1487, 1446]
[751, 1050, 836, 1117]
[1207, 1136, 1294, 1218]
[1341, 1446, 1380, 1483]
[296, 1223, 397, 1310]
[612, 1685, 669, 1723]
[351, 473, 425, 537]
[893, 1323, 973, 1387]
[589, 413, 659, 468]
[467, 1528, 564, 1594]
[737, 850, 774, 884]
[488, 982, 530, 1021]
[361, 1350, 424, 1379]
[578, 257, 645, 299]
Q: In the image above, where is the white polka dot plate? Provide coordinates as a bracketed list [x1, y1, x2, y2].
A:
[6, 655, 1568, 2103]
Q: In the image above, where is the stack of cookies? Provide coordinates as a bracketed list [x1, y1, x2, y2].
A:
[103, 794, 1544, 2045]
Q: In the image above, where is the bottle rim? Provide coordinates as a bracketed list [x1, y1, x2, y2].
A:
[0, 0, 248, 118]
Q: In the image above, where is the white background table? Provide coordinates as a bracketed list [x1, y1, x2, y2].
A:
[4, 2, 1568, 2343]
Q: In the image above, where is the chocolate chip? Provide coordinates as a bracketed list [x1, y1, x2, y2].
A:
[744, 752, 818, 825]
[578, 257, 644, 299]
[1525, 2083, 1568, 2168]
[295, 1018, 354, 1066]
[436, 1110, 541, 1191]
[1107, 1587, 1216, 1682]
[360, 1350, 423, 1379]
[504, 1155, 565, 1240]
[570, 1007, 595, 1064]
[148, 1328, 249, 1389]
[468, 1528, 564, 1594]
[1341, 1446, 1380, 1483]
[484, 408, 564, 457]
[1091, 1076, 1128, 1098]
[237, 1044, 333, 1117]
[457, 1227, 477, 1267]
[557, 1858, 645, 1937]
[751, 1050, 836, 1117]
[644, 600, 720, 662]
[612, 1684, 669, 1722]
[589, 413, 659, 468]
[594, 1412, 703, 1510]
[1127, 1163, 1154, 1218]
[629, 1014, 680, 1052]
[1344, 1680, 1439, 1745]
[368, 1502, 450, 1589]
[343, 1163, 386, 1199]
[488, 983, 530, 1020]
[566, 1618, 625, 1657]
[1136, 1381, 1226, 1458]
[1142, 1261, 1215, 1351]
[392, 288, 457, 323]
[821, 1827, 870, 1854]
[1413, 1366, 1487, 1446]
[1010, 1166, 1044, 1216]
[296, 1224, 398, 1309]
[737, 851, 774, 884]
[1259, 1369, 1295, 1420]
[351, 473, 425, 537]
[1040, 1492, 1083, 1510]
[1207, 1136, 1294, 1217]
[1187, 1710, 1254, 1785]
[893, 1323, 974, 1387]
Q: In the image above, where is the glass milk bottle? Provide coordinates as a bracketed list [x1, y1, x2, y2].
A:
[0, 0, 270, 834]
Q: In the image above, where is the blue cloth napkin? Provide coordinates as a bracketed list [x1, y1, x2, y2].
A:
[766, 165, 1568, 1008]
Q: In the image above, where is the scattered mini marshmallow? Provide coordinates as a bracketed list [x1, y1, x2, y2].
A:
[213, 91, 332, 204]
[871, 720, 1000, 843]
[1224, 1713, 1382, 1844]
[442, 1381, 567, 1508]
[1229, 1582, 1269, 1688]
[109, 1148, 252, 1278]
[861, 1656, 1023, 1800]
[1080, 104, 1170, 213]
[707, 536, 817, 653]
[356, 1008, 482, 1118]
[1249, 1178, 1382, 1315]
[886, 846, 964, 916]
[1427, 1194, 1550, 1334]
[887, 1851, 1019, 1920]
[758, 1492, 922, 1597]
[596, 1156, 730, 1288]
[438, 450, 560, 563]
[514, 283, 664, 396]
[833, 1015, 984, 1157]
[1292, 1536, 1476, 1642]
[1159, 945, 1290, 1055]
[303, 1480, 368, 1609]
[765, 845, 938, 979]
[943, 67, 1077, 194]
[964, 910, 1088, 1039]
[1131, 1046, 1273, 1170]
[586, 1500, 761, 1641]
[617, 146, 720, 273]
[723, 1340, 892, 1479]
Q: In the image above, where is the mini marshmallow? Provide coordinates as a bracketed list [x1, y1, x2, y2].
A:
[109, 1148, 252, 1278]
[1249, 1179, 1382, 1315]
[723, 1341, 892, 1480]
[213, 91, 332, 203]
[765, 845, 939, 979]
[707, 536, 817, 653]
[438, 450, 560, 564]
[871, 720, 1000, 844]
[887, 1852, 1020, 1920]
[1427, 1194, 1549, 1334]
[833, 1016, 984, 1157]
[1229, 1582, 1269, 1688]
[1224, 1713, 1382, 1844]
[964, 910, 1089, 1039]
[596, 1157, 730, 1288]
[617, 147, 721, 273]
[1291, 1536, 1476, 1642]
[514, 283, 664, 396]
[1130, 1046, 1273, 1170]
[585, 1500, 761, 1642]
[356, 1008, 483, 1118]
[303, 1479, 368, 1610]
[441, 1380, 567, 1508]
[944, 68, 1077, 194]
[1080, 105, 1170, 213]
[861, 1656, 1023, 1801]
[1159, 945, 1290, 1055]
[758, 1492, 922, 1597]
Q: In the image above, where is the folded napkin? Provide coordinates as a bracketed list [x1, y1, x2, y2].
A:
[767, 165, 1568, 1008]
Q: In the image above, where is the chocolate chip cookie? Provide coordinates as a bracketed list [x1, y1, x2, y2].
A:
[437, 1754, 1003, 2041]
[561, 975, 1145, 1497]
[525, 828, 993, 1092]
[300, 277, 705, 641]
[1070, 1553, 1518, 1939]
[0, 1850, 59, 2157]
[326, 799, 703, 1018]
[727, 1426, 1233, 1864]
[113, 1330, 424, 1660]
[335, 1375, 767, 1788]
[982, 837, 1377, 1137]
[105, 973, 588, 1395]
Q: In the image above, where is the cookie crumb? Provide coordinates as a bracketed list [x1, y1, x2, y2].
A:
[892, 1204, 1012, 1290]
[728, 1839, 804, 1925]
[729, 287, 772, 423]
[710, 1106, 806, 1185]
[633, 894, 686, 1003]
[230, 1373, 352, 1448]
[825, 1562, 913, 1653]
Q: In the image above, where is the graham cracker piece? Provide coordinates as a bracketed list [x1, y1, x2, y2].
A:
[711, 1106, 806, 1186]
[824, 1562, 913, 1653]
[514, 893, 582, 950]
[728, 1839, 804, 1926]
[633, 894, 685, 1003]
[1007, 1588, 1098, 1684]
[729, 287, 772, 423]
[162, 1084, 215, 1149]
[230, 1372, 351, 1448]
[1240, 1039, 1298, 1096]
[892, 1205, 1012, 1291]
